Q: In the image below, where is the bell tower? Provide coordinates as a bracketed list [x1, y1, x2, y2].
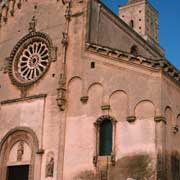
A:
[119, 0, 159, 45]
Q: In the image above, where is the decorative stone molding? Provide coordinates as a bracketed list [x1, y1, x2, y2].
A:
[86, 43, 180, 87]
[95, 115, 117, 125]
[1, 94, 46, 105]
[154, 116, 166, 124]
[80, 96, 88, 104]
[101, 105, 111, 111]
[127, 116, 136, 123]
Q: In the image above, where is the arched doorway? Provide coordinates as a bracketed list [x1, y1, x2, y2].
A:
[6, 141, 31, 180]
[0, 127, 39, 180]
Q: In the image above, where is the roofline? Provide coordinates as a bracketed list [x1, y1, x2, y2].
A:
[96, 0, 164, 57]
[85, 43, 180, 88]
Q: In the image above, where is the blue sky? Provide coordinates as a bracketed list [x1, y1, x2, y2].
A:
[102, 0, 180, 69]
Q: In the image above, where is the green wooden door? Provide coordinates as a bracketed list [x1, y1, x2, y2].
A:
[99, 119, 112, 156]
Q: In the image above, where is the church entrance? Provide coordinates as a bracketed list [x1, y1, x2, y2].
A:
[6, 165, 29, 180]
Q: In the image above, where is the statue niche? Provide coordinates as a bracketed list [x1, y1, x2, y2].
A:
[46, 152, 55, 177]
[17, 141, 24, 161]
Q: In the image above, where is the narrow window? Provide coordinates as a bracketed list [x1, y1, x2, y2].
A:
[130, 45, 138, 56]
[99, 119, 112, 156]
[91, 62, 95, 69]
[129, 20, 134, 28]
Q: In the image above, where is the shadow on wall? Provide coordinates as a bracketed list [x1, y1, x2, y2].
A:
[75, 154, 155, 180]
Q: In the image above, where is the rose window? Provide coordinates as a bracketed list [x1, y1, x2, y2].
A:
[8, 33, 52, 87]
[18, 42, 49, 81]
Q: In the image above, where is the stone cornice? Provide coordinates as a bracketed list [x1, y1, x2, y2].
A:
[1, 94, 47, 105]
[85, 43, 180, 87]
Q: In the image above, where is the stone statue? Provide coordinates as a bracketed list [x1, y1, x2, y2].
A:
[17, 141, 24, 161]
[46, 157, 54, 177]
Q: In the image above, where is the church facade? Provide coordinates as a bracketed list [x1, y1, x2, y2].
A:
[0, 0, 180, 179]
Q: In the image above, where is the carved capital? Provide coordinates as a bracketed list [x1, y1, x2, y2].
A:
[80, 96, 88, 104]
[154, 116, 166, 124]
[36, 149, 45, 155]
[127, 116, 136, 123]
[101, 105, 110, 111]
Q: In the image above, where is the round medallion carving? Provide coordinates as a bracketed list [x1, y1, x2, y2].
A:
[8, 32, 53, 87]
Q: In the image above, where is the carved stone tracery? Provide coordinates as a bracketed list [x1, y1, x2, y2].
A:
[8, 31, 55, 88]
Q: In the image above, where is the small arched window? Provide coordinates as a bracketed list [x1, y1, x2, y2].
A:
[130, 45, 138, 56]
[99, 119, 112, 156]
[129, 20, 134, 28]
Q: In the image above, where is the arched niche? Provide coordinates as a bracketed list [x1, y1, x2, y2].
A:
[45, 151, 55, 178]
[87, 82, 103, 116]
[110, 90, 128, 121]
[135, 100, 155, 120]
[67, 76, 83, 116]
[0, 127, 39, 180]
[165, 106, 174, 126]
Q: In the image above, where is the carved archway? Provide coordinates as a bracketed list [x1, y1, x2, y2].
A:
[0, 127, 39, 180]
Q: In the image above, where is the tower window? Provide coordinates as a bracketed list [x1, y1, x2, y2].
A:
[99, 119, 112, 156]
[130, 45, 138, 56]
[129, 20, 134, 28]
[91, 62, 95, 69]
